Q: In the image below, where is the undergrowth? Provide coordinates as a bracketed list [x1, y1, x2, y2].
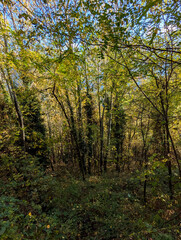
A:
[0, 168, 180, 240]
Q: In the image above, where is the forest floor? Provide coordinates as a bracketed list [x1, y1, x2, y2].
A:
[1, 165, 181, 240]
[50, 168, 181, 240]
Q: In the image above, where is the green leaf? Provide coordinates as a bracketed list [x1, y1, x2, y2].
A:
[149, 30, 157, 44]
[0, 226, 6, 235]
[137, 0, 162, 23]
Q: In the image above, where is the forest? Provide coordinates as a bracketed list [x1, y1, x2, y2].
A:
[0, 0, 181, 239]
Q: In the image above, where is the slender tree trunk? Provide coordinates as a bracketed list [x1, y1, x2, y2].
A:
[97, 70, 105, 174]
[140, 109, 150, 203]
[165, 118, 173, 199]
[0, 19, 26, 150]
[104, 92, 113, 172]
[100, 112, 104, 174]
[53, 86, 85, 180]
[84, 54, 93, 175]
[85, 92, 93, 175]
[66, 89, 86, 179]
[47, 112, 55, 171]
[0, 67, 26, 150]
[77, 84, 87, 175]
[168, 130, 181, 178]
